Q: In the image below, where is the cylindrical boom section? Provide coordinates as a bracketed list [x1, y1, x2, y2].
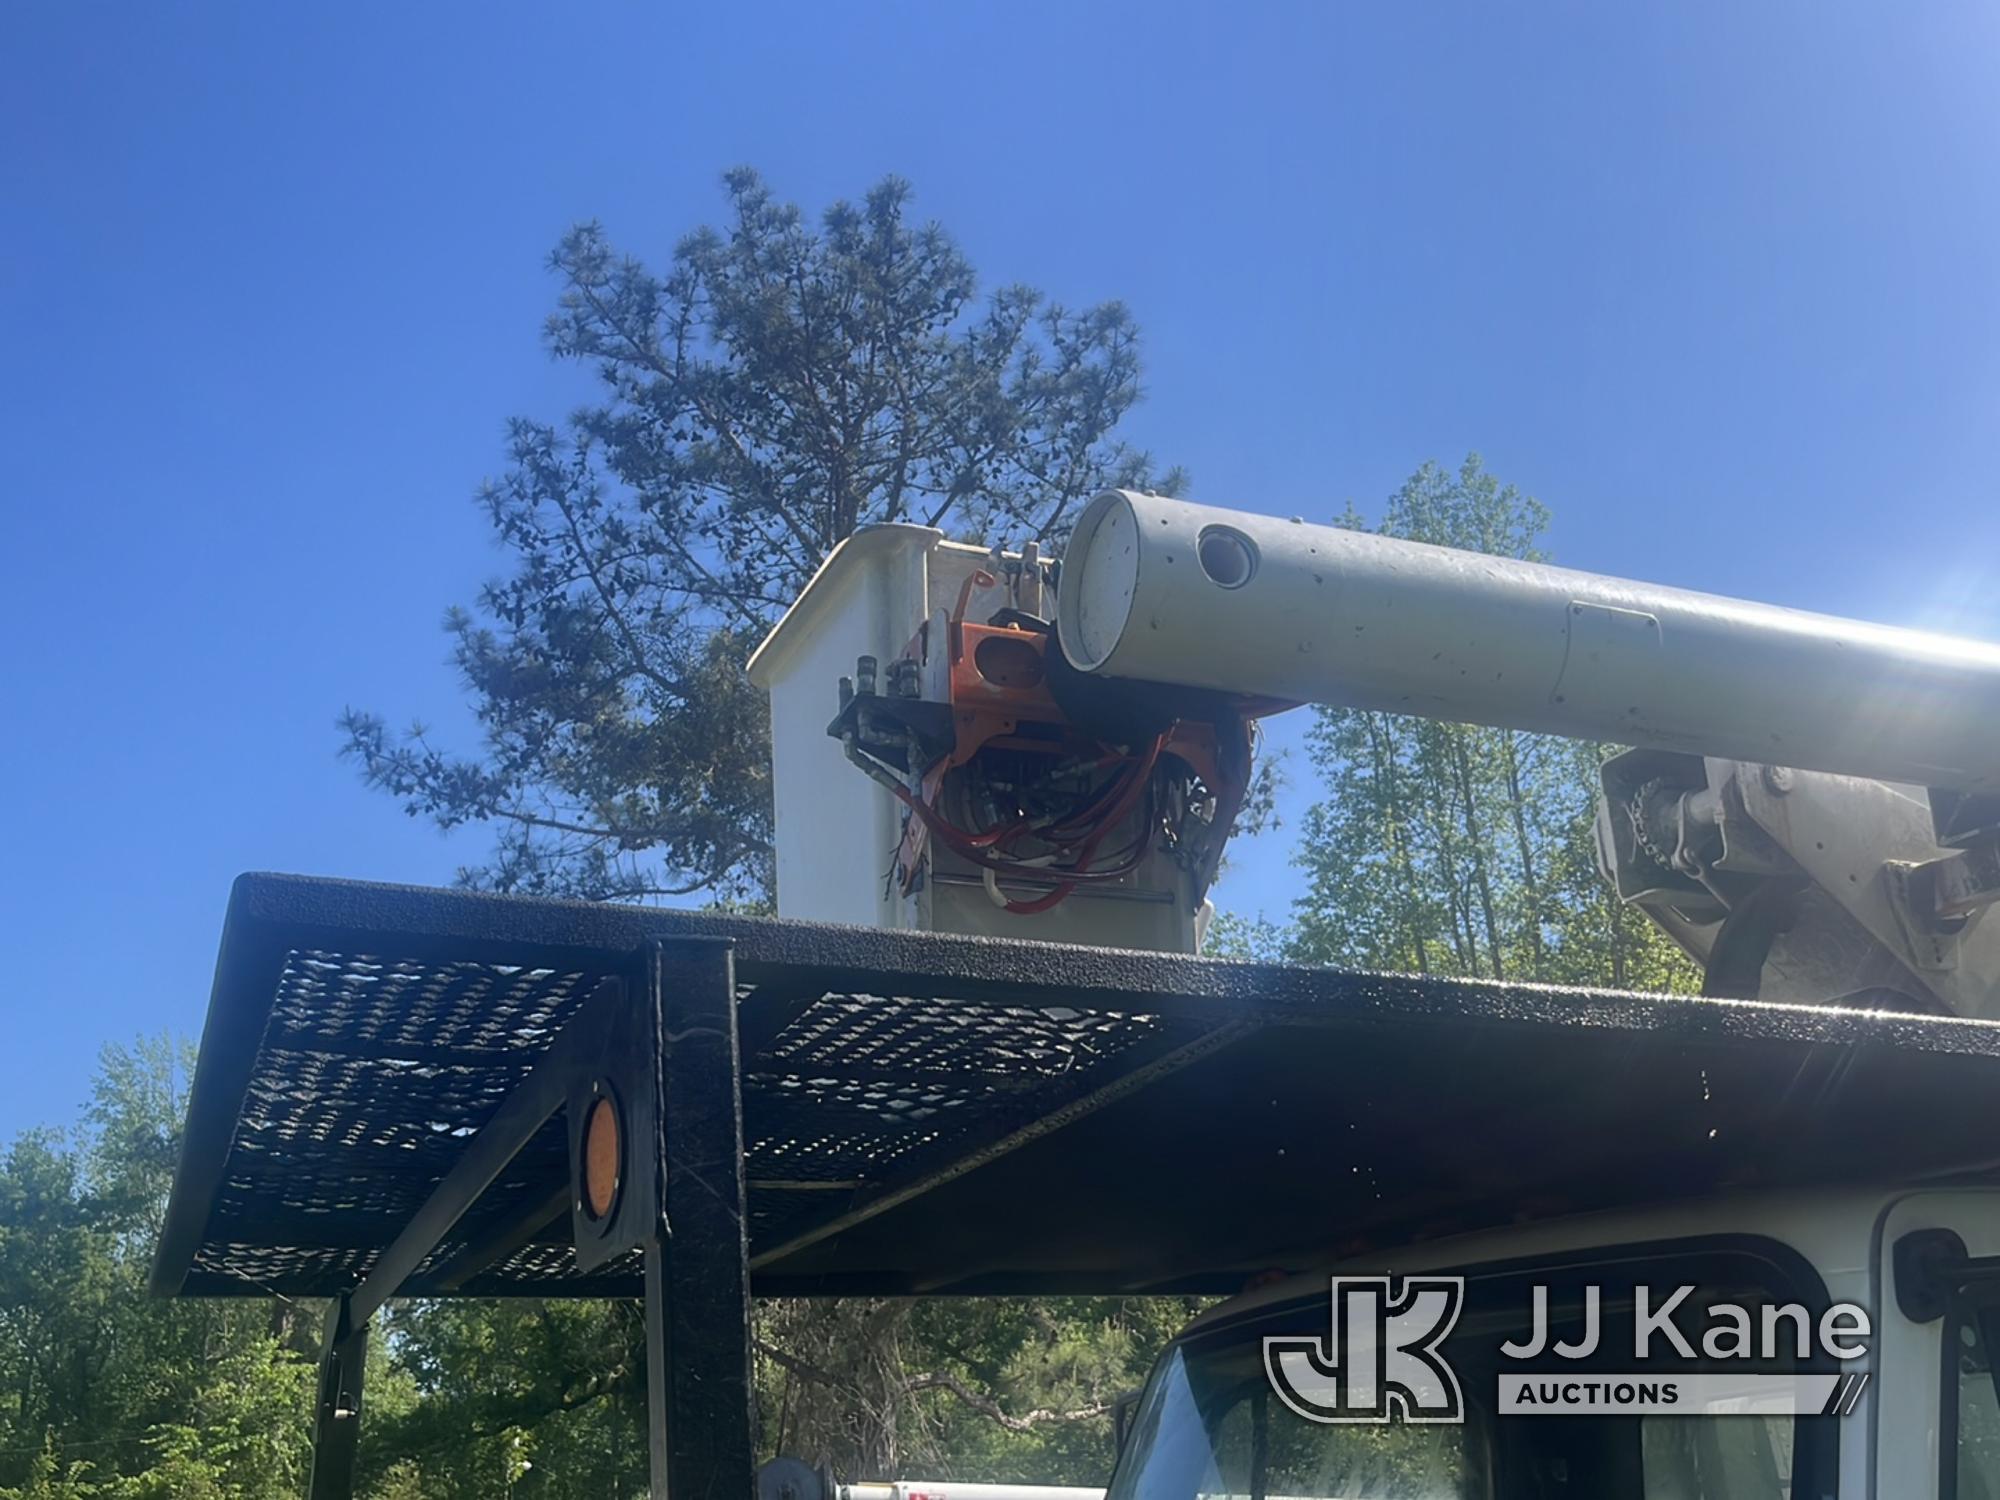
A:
[1057, 489, 2000, 790]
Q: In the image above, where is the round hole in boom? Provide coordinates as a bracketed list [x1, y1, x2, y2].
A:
[1197, 526, 1258, 590]
[582, 1093, 622, 1222]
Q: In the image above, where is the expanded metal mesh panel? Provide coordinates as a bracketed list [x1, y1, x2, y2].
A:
[270, 951, 598, 1055]
[763, 989, 1166, 1077]
[180, 939, 1193, 1296]
[156, 874, 2000, 1304]
[189, 1241, 381, 1290]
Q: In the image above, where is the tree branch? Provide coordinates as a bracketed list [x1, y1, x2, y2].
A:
[902, 1370, 1112, 1432]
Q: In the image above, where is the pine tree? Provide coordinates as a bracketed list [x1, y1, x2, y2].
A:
[341, 169, 1179, 904]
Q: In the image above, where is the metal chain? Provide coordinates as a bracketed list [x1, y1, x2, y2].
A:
[1628, 776, 1679, 872]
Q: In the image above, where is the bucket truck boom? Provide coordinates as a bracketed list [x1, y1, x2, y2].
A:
[1054, 489, 2000, 1015]
[780, 486, 2000, 1012]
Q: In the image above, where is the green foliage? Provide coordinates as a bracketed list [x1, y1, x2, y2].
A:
[0, 1438, 95, 1500]
[342, 168, 1178, 904]
[0, 1040, 313, 1499]
[356, 1298, 646, 1497]
[1200, 909, 1289, 962]
[1284, 456, 1700, 992]
[332, 1293, 1176, 1493]
[755, 1297, 1195, 1483]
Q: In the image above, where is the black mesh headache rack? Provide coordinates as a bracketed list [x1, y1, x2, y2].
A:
[156, 873, 2000, 1498]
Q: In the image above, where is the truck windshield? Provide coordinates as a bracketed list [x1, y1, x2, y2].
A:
[1107, 1247, 1835, 1500]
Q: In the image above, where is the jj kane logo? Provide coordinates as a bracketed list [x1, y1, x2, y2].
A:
[1265, 1277, 1873, 1423]
[1264, 1277, 1467, 1424]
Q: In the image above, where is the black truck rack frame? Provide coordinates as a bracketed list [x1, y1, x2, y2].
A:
[153, 873, 2000, 1498]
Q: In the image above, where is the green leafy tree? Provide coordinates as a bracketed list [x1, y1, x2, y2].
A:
[0, 1039, 313, 1499]
[1285, 456, 1700, 993]
[342, 168, 1178, 903]
[753, 1296, 1194, 1481]
[0, 1441, 96, 1500]
[355, 1297, 646, 1498]
[352, 1293, 1181, 1492]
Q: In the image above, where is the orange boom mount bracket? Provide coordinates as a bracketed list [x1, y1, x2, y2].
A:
[829, 569, 1286, 922]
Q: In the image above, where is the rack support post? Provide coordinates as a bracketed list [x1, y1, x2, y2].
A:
[642, 937, 756, 1500]
[306, 1296, 367, 1500]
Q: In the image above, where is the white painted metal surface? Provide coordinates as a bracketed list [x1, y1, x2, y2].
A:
[747, 523, 1202, 948]
[747, 524, 941, 929]
[1869, 1189, 2000, 1499]
[1058, 489, 2000, 791]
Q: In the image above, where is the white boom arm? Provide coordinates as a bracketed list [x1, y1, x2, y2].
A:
[1056, 489, 2000, 1013]
[1059, 489, 2000, 792]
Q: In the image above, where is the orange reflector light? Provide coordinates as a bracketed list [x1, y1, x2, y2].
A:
[582, 1094, 621, 1220]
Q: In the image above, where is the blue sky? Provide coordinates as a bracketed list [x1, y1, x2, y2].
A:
[3, 1, 1998, 1139]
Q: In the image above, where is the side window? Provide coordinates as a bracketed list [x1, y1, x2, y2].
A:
[1220, 1385, 1474, 1500]
[1641, 1414, 1791, 1499]
[1116, 1245, 1834, 1500]
[1948, 1297, 2000, 1500]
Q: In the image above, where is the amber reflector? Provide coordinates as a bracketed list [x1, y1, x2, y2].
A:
[583, 1095, 621, 1220]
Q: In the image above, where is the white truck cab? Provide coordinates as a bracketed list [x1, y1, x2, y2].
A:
[1111, 1187, 2000, 1500]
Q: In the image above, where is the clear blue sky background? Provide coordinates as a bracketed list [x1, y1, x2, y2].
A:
[4, 2, 1998, 1140]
